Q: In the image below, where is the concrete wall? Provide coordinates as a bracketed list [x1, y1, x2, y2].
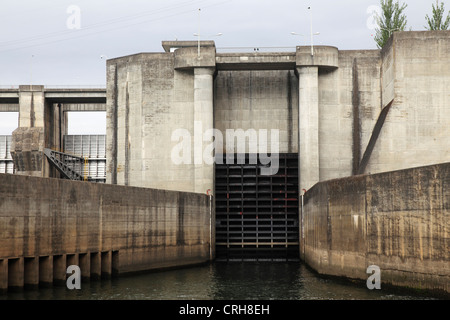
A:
[214, 70, 298, 154]
[105, 32, 450, 194]
[301, 162, 450, 296]
[106, 50, 214, 194]
[0, 173, 212, 291]
[365, 31, 450, 174]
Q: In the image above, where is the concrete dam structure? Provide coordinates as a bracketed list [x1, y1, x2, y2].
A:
[0, 31, 449, 295]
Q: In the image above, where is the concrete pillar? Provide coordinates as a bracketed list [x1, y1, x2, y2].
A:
[39, 256, 53, 286]
[10, 85, 63, 178]
[24, 257, 39, 288]
[53, 254, 66, 286]
[79, 253, 91, 281]
[0, 259, 7, 293]
[90, 252, 101, 280]
[112, 251, 119, 277]
[8, 257, 24, 290]
[101, 251, 112, 279]
[298, 66, 320, 191]
[194, 67, 215, 194]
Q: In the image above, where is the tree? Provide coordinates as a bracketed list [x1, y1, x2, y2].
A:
[425, 0, 450, 30]
[374, 0, 408, 48]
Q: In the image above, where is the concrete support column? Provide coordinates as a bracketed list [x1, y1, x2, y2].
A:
[0, 259, 7, 293]
[101, 251, 112, 279]
[39, 256, 53, 286]
[24, 257, 39, 288]
[90, 252, 101, 280]
[79, 253, 90, 281]
[8, 257, 24, 289]
[298, 66, 320, 191]
[194, 67, 215, 194]
[10, 85, 63, 178]
[53, 254, 66, 286]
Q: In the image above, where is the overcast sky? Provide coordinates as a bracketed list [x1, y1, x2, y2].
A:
[0, 0, 444, 134]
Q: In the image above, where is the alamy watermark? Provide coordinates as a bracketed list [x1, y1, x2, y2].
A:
[66, 5, 81, 30]
[366, 265, 381, 290]
[66, 265, 81, 290]
[171, 121, 280, 175]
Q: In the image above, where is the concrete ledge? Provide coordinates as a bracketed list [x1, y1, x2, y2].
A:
[216, 52, 296, 70]
[296, 46, 339, 70]
[174, 45, 216, 70]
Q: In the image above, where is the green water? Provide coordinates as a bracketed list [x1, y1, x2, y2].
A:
[1, 262, 437, 300]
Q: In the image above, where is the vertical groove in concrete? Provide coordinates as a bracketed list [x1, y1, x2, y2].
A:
[352, 58, 361, 175]
[287, 71, 293, 153]
[30, 92, 35, 128]
[112, 65, 118, 185]
[124, 82, 130, 186]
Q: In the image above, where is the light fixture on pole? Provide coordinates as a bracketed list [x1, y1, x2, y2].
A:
[30, 54, 34, 89]
[379, 27, 399, 38]
[307, 6, 320, 56]
[193, 32, 223, 58]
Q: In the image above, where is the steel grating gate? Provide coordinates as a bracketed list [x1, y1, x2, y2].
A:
[63, 135, 106, 182]
[215, 153, 299, 261]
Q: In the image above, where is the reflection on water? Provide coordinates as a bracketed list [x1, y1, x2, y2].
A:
[1, 262, 436, 300]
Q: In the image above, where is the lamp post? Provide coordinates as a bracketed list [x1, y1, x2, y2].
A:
[193, 32, 223, 58]
[307, 6, 320, 56]
[30, 54, 34, 89]
[291, 31, 319, 55]
[379, 27, 399, 38]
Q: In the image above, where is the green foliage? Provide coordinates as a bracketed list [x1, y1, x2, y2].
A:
[425, 0, 450, 30]
[374, 0, 408, 49]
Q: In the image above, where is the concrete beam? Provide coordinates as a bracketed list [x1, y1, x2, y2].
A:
[0, 104, 19, 112]
[62, 103, 106, 112]
[216, 52, 296, 70]
[44, 90, 106, 104]
[162, 40, 215, 53]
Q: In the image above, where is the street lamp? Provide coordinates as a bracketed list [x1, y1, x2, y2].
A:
[291, 31, 320, 55]
[379, 27, 399, 38]
[193, 32, 222, 58]
[308, 6, 320, 56]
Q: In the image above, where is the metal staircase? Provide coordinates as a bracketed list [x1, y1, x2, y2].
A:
[43, 148, 89, 181]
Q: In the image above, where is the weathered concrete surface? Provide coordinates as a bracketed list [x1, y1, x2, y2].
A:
[0, 173, 212, 291]
[214, 70, 298, 154]
[365, 31, 450, 175]
[301, 162, 450, 296]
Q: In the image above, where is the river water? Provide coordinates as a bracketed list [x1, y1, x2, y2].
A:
[1, 262, 436, 300]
